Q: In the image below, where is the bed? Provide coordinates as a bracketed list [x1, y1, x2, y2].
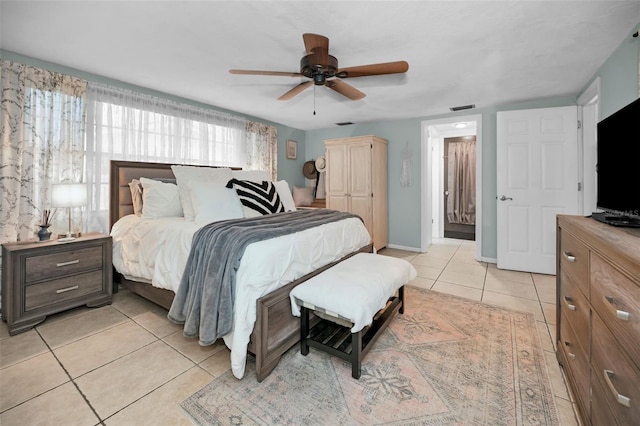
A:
[109, 160, 373, 381]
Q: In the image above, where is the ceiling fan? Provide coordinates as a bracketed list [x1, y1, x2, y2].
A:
[229, 33, 409, 101]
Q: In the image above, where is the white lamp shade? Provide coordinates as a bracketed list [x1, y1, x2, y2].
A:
[51, 183, 87, 208]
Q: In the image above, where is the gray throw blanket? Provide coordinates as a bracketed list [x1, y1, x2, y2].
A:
[167, 209, 361, 345]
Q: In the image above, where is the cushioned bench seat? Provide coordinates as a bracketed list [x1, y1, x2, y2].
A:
[290, 253, 417, 378]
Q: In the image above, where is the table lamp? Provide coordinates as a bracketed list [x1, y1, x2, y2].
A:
[51, 183, 87, 241]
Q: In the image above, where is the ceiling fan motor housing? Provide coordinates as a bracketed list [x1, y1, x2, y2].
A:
[301, 53, 338, 84]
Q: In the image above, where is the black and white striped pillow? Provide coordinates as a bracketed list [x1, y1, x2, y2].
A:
[226, 179, 285, 217]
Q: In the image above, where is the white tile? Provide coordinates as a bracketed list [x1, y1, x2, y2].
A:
[75, 340, 194, 419]
[411, 253, 449, 269]
[54, 321, 157, 378]
[0, 382, 98, 425]
[431, 281, 483, 301]
[481, 291, 545, 321]
[406, 276, 435, 290]
[412, 264, 443, 280]
[486, 264, 534, 285]
[0, 329, 49, 369]
[0, 352, 69, 412]
[483, 278, 539, 301]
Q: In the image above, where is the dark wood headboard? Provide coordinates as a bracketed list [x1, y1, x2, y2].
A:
[109, 160, 240, 230]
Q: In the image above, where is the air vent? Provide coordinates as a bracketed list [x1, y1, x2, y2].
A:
[335, 121, 354, 126]
[449, 104, 476, 112]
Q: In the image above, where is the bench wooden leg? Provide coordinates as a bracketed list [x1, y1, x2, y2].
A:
[300, 306, 309, 356]
[399, 285, 405, 315]
[351, 330, 362, 379]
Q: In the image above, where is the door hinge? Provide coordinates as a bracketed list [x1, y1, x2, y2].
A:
[578, 182, 582, 191]
[577, 120, 582, 129]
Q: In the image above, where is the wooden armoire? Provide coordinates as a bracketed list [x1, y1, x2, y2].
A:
[324, 135, 388, 250]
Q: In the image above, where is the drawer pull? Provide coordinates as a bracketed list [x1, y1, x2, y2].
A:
[563, 296, 576, 311]
[604, 296, 630, 321]
[562, 252, 576, 262]
[56, 259, 80, 267]
[604, 369, 631, 408]
[56, 285, 79, 294]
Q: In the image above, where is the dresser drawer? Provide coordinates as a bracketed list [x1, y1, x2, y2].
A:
[559, 307, 590, 411]
[559, 270, 590, 351]
[590, 370, 618, 426]
[559, 228, 589, 297]
[591, 311, 640, 424]
[25, 246, 103, 283]
[25, 270, 104, 311]
[591, 253, 640, 368]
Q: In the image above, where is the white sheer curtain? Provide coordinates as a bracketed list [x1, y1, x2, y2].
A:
[0, 60, 87, 245]
[245, 120, 278, 181]
[84, 83, 247, 233]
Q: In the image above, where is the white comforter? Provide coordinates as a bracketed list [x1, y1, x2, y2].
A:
[110, 214, 371, 379]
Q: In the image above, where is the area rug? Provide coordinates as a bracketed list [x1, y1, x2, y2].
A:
[181, 286, 559, 425]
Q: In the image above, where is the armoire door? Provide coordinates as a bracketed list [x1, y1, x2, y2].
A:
[348, 142, 373, 234]
[325, 143, 349, 212]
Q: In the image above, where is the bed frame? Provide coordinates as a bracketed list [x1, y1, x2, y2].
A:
[109, 160, 373, 381]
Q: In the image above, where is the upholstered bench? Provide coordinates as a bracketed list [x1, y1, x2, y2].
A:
[290, 253, 417, 379]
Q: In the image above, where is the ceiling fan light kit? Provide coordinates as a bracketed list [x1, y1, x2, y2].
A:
[229, 33, 409, 102]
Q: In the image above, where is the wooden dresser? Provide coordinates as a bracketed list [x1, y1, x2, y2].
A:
[556, 215, 640, 424]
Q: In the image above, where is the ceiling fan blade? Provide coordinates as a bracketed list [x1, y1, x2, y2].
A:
[302, 33, 329, 54]
[337, 61, 409, 78]
[326, 79, 365, 101]
[229, 69, 302, 77]
[277, 81, 313, 100]
[303, 33, 329, 66]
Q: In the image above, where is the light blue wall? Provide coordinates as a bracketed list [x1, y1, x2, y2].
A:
[306, 97, 576, 257]
[580, 23, 640, 119]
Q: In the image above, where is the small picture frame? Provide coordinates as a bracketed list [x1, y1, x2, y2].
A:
[286, 140, 297, 160]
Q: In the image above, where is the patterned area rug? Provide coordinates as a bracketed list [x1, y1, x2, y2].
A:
[181, 287, 559, 425]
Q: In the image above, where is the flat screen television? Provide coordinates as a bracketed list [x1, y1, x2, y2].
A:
[594, 96, 640, 227]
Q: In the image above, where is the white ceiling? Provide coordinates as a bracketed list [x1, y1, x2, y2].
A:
[1, 1, 639, 130]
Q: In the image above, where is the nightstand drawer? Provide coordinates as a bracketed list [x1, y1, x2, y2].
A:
[25, 246, 103, 283]
[25, 270, 104, 311]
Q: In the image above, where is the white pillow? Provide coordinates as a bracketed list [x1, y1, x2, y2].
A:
[139, 177, 183, 218]
[171, 165, 233, 221]
[128, 179, 143, 216]
[273, 180, 297, 212]
[189, 181, 244, 226]
[293, 185, 314, 207]
[231, 169, 271, 183]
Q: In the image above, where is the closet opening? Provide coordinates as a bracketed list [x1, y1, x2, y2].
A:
[443, 135, 476, 240]
[421, 114, 482, 260]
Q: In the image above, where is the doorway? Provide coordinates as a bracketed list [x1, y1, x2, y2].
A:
[443, 136, 476, 240]
[421, 114, 483, 260]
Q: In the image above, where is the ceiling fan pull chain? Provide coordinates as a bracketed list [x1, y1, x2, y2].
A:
[313, 84, 316, 115]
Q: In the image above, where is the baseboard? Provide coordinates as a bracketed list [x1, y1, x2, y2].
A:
[481, 257, 497, 264]
[385, 244, 422, 253]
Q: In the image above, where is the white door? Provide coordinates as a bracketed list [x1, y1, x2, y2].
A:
[497, 106, 579, 274]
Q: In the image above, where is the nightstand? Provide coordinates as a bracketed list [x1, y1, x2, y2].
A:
[1, 233, 113, 335]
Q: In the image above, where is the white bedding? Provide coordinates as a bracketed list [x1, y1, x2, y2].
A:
[110, 214, 371, 379]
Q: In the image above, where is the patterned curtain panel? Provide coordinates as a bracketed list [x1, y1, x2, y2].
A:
[245, 120, 278, 181]
[446, 140, 476, 225]
[84, 83, 247, 233]
[0, 60, 87, 245]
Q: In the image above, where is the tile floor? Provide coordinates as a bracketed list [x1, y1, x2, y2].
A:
[0, 239, 579, 425]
